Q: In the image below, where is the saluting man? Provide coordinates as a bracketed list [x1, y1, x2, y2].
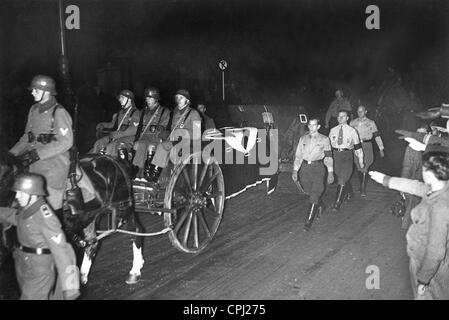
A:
[329, 110, 364, 211]
[0, 173, 80, 300]
[350, 105, 385, 196]
[92, 89, 141, 156]
[132, 87, 170, 178]
[292, 118, 334, 231]
[146, 89, 202, 182]
[9, 75, 73, 211]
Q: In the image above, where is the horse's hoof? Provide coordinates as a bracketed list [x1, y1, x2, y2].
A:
[125, 273, 141, 285]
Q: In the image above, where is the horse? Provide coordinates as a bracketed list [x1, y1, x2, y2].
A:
[0, 148, 145, 286]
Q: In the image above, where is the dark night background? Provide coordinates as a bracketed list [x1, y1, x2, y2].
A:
[1, 0, 449, 154]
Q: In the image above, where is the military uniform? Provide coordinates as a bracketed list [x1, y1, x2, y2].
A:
[151, 105, 202, 168]
[92, 105, 141, 156]
[132, 104, 170, 175]
[0, 198, 80, 300]
[325, 97, 352, 129]
[329, 123, 364, 210]
[293, 133, 333, 203]
[350, 117, 384, 172]
[9, 97, 73, 210]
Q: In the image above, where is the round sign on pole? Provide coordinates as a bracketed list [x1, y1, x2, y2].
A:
[219, 60, 228, 70]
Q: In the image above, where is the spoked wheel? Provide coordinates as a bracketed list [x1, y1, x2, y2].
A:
[164, 152, 225, 253]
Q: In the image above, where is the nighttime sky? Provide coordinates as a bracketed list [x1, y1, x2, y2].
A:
[1, 0, 448, 103]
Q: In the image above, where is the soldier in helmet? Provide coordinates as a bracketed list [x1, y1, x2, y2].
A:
[91, 89, 141, 157]
[8, 75, 73, 211]
[0, 173, 80, 300]
[145, 89, 202, 182]
[132, 87, 170, 178]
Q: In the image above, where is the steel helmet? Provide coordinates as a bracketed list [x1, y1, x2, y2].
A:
[174, 89, 190, 101]
[144, 87, 160, 100]
[28, 75, 57, 95]
[11, 173, 48, 196]
[117, 89, 135, 100]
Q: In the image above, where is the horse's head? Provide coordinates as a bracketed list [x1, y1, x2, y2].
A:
[0, 148, 19, 206]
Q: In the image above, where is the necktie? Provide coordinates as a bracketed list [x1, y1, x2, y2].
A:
[337, 125, 343, 145]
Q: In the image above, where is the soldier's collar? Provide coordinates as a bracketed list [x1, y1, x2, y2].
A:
[37, 96, 57, 113]
[20, 197, 46, 219]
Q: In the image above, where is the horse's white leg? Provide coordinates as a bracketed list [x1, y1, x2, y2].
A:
[80, 251, 93, 285]
[125, 241, 144, 284]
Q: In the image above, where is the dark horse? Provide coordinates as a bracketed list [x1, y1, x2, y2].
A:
[0, 148, 145, 285]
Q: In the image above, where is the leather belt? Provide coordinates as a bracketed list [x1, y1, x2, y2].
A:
[17, 245, 51, 255]
[332, 147, 351, 152]
[304, 159, 323, 164]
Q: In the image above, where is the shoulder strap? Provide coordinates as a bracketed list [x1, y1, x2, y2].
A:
[50, 103, 60, 133]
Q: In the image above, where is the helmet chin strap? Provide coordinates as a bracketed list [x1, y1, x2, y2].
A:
[122, 97, 130, 108]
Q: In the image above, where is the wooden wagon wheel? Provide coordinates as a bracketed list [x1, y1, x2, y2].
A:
[164, 152, 225, 253]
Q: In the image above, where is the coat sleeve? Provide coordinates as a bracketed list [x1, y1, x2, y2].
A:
[10, 107, 34, 156]
[385, 177, 427, 197]
[159, 108, 170, 129]
[38, 207, 80, 293]
[401, 147, 413, 179]
[416, 202, 449, 284]
[0, 207, 18, 226]
[36, 107, 73, 160]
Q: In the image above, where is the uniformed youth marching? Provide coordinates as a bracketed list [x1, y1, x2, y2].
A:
[292, 118, 334, 231]
[145, 89, 202, 182]
[92, 89, 141, 156]
[350, 105, 385, 196]
[329, 110, 364, 211]
[0, 173, 80, 300]
[9, 75, 73, 211]
[132, 87, 170, 178]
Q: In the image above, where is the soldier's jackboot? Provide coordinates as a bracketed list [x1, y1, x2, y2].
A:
[344, 181, 354, 201]
[331, 185, 345, 211]
[304, 203, 319, 231]
[360, 172, 368, 197]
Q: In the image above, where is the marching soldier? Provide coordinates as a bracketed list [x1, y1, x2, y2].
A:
[329, 110, 364, 211]
[0, 173, 80, 300]
[292, 118, 334, 231]
[350, 105, 385, 196]
[132, 87, 170, 178]
[92, 89, 141, 157]
[145, 89, 202, 182]
[9, 75, 73, 211]
[325, 89, 352, 130]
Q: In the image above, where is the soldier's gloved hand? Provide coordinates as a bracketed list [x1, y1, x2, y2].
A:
[291, 170, 298, 182]
[327, 173, 334, 184]
[63, 289, 80, 300]
[16, 149, 40, 166]
[96, 123, 104, 131]
[379, 149, 385, 158]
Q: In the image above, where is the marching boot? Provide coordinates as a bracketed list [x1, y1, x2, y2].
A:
[344, 181, 354, 202]
[360, 172, 368, 197]
[304, 203, 319, 231]
[332, 185, 345, 211]
[316, 200, 325, 219]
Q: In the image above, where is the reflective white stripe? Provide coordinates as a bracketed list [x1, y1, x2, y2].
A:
[225, 177, 274, 200]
